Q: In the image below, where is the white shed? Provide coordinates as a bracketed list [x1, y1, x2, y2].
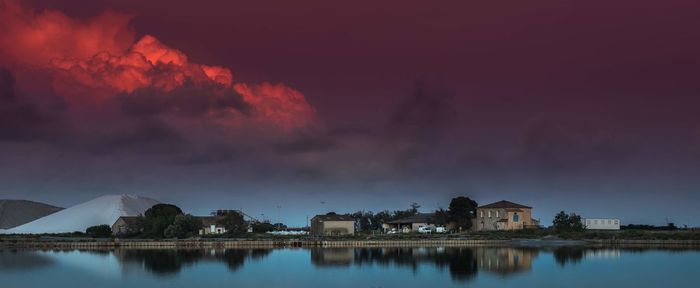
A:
[583, 218, 620, 230]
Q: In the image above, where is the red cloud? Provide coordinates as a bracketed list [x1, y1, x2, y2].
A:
[0, 0, 133, 67]
[0, 0, 316, 130]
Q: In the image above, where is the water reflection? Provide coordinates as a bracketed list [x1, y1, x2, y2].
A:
[312, 247, 534, 281]
[552, 247, 625, 266]
[1, 246, 696, 283]
[117, 248, 273, 276]
[0, 249, 55, 270]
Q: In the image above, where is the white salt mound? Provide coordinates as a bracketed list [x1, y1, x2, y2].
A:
[2, 195, 159, 234]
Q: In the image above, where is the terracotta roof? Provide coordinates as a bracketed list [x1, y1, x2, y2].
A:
[387, 213, 436, 224]
[478, 200, 531, 209]
[312, 214, 355, 221]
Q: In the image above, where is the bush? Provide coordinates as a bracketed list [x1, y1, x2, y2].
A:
[553, 211, 585, 232]
[252, 222, 275, 233]
[218, 211, 248, 236]
[86, 224, 112, 238]
[142, 204, 183, 238]
[164, 214, 203, 239]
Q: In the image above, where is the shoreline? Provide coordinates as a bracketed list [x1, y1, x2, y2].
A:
[2, 238, 700, 249]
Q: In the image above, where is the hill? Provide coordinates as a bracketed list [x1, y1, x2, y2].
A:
[0, 200, 64, 229]
[2, 195, 159, 234]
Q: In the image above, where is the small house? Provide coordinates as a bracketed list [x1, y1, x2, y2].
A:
[384, 213, 437, 233]
[310, 214, 355, 236]
[198, 216, 227, 235]
[112, 216, 142, 236]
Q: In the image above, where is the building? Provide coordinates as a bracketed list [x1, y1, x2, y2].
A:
[111, 216, 142, 236]
[310, 214, 355, 236]
[474, 200, 539, 231]
[583, 218, 620, 230]
[384, 213, 437, 233]
[197, 216, 227, 235]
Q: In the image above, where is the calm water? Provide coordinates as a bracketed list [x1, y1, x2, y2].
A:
[1, 246, 698, 287]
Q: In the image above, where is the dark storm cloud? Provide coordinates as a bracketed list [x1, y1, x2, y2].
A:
[384, 83, 458, 172]
[117, 82, 251, 118]
[518, 118, 632, 175]
[274, 132, 338, 155]
[0, 67, 59, 142]
[83, 119, 185, 155]
[389, 82, 456, 139]
[4, 0, 700, 226]
[174, 145, 238, 165]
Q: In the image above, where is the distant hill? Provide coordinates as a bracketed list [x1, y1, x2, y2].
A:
[2, 195, 159, 234]
[0, 200, 64, 229]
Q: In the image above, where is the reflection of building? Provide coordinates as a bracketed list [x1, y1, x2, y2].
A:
[310, 214, 355, 236]
[384, 213, 436, 233]
[310, 248, 354, 266]
[474, 200, 539, 231]
[475, 248, 536, 275]
[583, 218, 620, 230]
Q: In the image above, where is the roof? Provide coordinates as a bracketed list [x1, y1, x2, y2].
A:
[312, 214, 355, 221]
[387, 213, 436, 224]
[114, 216, 141, 226]
[478, 200, 531, 209]
[196, 216, 223, 226]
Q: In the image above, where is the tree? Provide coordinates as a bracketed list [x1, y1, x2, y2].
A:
[553, 211, 585, 232]
[552, 211, 570, 231]
[409, 202, 421, 214]
[350, 211, 374, 232]
[371, 210, 392, 230]
[142, 204, 183, 238]
[434, 208, 450, 226]
[251, 222, 275, 233]
[86, 224, 112, 238]
[164, 214, 203, 239]
[218, 211, 248, 236]
[448, 196, 478, 230]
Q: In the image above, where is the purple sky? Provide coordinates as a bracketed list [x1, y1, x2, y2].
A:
[1, 0, 699, 226]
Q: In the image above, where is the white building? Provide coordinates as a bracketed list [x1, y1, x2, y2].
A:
[583, 218, 620, 230]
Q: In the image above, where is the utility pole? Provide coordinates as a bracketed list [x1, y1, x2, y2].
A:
[277, 205, 282, 230]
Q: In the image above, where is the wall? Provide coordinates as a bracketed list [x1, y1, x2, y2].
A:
[311, 219, 355, 236]
[474, 208, 534, 231]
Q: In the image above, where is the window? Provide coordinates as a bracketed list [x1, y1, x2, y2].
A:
[480, 211, 484, 218]
[496, 211, 499, 218]
[614, 220, 619, 225]
[608, 220, 612, 225]
[488, 211, 491, 218]
[513, 213, 519, 222]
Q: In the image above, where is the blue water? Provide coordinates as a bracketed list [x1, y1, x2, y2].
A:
[1, 247, 698, 287]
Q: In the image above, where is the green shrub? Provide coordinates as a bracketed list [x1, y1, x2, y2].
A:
[86, 225, 112, 238]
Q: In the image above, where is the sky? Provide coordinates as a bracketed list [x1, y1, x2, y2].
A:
[1, 0, 699, 227]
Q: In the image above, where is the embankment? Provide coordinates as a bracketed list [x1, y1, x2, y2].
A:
[2, 238, 699, 249]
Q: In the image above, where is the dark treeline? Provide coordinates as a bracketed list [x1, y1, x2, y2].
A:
[337, 196, 479, 232]
[622, 223, 682, 231]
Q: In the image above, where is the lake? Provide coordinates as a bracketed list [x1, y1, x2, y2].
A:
[1, 246, 698, 287]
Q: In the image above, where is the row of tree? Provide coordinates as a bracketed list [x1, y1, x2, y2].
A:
[87, 204, 259, 239]
[339, 196, 480, 232]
